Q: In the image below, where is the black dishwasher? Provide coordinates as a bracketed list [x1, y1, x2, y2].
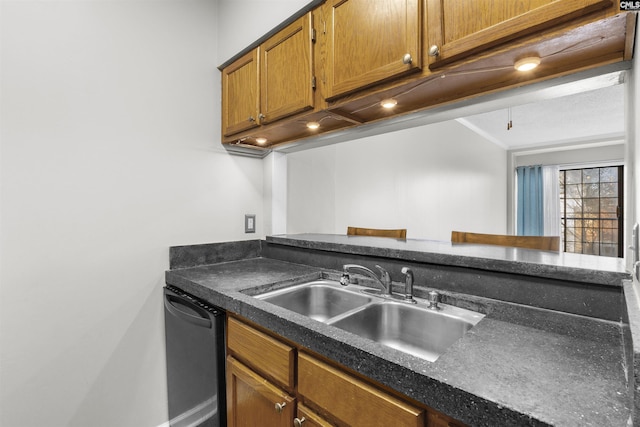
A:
[164, 285, 226, 427]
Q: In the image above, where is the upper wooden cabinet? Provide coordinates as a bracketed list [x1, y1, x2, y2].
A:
[326, 0, 422, 100]
[222, 49, 259, 137]
[219, 0, 632, 152]
[221, 13, 315, 137]
[426, 0, 614, 68]
[260, 12, 315, 124]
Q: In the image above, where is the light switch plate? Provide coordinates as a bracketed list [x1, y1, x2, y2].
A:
[245, 214, 256, 233]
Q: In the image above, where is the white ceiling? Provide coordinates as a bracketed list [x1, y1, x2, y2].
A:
[457, 83, 625, 150]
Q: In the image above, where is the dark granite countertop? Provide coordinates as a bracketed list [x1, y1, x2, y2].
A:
[166, 256, 631, 427]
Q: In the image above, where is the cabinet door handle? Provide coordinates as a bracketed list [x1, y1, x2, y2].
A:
[259, 113, 266, 121]
[275, 402, 287, 413]
[294, 417, 306, 427]
[428, 45, 440, 57]
[402, 53, 412, 64]
[248, 116, 256, 122]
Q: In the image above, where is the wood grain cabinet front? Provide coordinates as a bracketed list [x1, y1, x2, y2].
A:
[326, 0, 422, 100]
[426, 0, 614, 68]
[227, 316, 295, 391]
[221, 13, 315, 139]
[260, 12, 315, 125]
[226, 356, 296, 427]
[225, 315, 469, 427]
[298, 352, 425, 427]
[221, 49, 259, 137]
[428, 411, 467, 427]
[295, 403, 337, 427]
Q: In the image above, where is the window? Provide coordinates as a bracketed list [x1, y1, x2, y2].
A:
[560, 166, 623, 258]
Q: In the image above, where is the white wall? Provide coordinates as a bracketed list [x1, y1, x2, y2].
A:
[217, 0, 312, 63]
[0, 1, 265, 426]
[512, 143, 625, 167]
[0, 1, 632, 426]
[629, 33, 639, 275]
[287, 121, 508, 241]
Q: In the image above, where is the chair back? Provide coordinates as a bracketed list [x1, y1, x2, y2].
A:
[451, 231, 559, 251]
[347, 227, 407, 239]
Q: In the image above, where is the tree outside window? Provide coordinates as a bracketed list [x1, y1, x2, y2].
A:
[560, 166, 623, 258]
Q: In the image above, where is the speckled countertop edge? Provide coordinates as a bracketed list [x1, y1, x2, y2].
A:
[165, 257, 631, 427]
[266, 234, 630, 286]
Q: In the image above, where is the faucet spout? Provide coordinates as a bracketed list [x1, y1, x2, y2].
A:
[341, 264, 392, 295]
[401, 267, 416, 303]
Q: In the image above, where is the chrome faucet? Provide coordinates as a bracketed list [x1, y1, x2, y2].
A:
[401, 267, 416, 303]
[341, 264, 392, 295]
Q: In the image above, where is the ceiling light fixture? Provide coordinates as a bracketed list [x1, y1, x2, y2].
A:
[255, 137, 268, 145]
[380, 98, 398, 109]
[514, 56, 541, 72]
[306, 121, 320, 130]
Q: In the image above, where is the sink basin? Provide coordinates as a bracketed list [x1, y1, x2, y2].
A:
[253, 278, 485, 362]
[255, 280, 373, 322]
[328, 301, 484, 362]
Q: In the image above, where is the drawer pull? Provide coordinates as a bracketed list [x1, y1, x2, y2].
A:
[275, 402, 287, 413]
[293, 417, 306, 427]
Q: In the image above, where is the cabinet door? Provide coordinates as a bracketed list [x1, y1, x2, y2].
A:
[296, 403, 336, 427]
[327, 0, 421, 100]
[260, 13, 314, 124]
[222, 50, 260, 137]
[226, 356, 295, 427]
[428, 410, 465, 427]
[426, 0, 613, 68]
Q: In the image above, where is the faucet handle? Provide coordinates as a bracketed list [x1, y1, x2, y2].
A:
[340, 272, 350, 286]
[375, 265, 392, 287]
[375, 265, 389, 280]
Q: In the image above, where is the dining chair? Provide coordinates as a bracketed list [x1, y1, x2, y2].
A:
[347, 227, 407, 239]
[451, 230, 559, 251]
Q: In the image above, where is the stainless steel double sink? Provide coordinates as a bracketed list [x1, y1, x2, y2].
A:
[254, 279, 484, 362]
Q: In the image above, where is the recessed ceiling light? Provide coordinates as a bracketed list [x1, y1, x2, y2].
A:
[255, 137, 267, 145]
[380, 98, 398, 109]
[514, 56, 541, 72]
[306, 121, 320, 130]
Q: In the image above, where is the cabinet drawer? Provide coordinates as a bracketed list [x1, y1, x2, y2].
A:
[227, 317, 295, 389]
[298, 352, 425, 427]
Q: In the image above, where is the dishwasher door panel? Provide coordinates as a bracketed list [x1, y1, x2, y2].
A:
[164, 287, 226, 427]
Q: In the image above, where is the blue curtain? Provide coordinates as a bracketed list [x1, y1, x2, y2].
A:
[517, 165, 544, 236]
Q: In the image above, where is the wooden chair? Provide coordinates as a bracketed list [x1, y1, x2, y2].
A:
[347, 227, 407, 239]
[451, 230, 560, 251]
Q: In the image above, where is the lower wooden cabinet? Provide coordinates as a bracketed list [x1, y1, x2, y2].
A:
[296, 403, 336, 427]
[226, 356, 295, 427]
[226, 315, 465, 427]
[428, 410, 467, 427]
[298, 352, 425, 427]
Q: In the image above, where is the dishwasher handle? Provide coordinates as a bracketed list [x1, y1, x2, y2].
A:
[164, 293, 212, 329]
